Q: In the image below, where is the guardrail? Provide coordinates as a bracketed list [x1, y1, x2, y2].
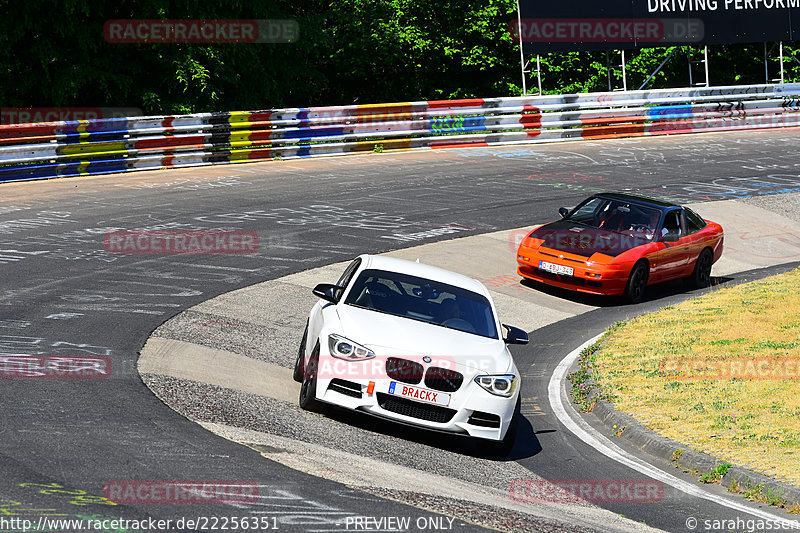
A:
[2, 83, 800, 183]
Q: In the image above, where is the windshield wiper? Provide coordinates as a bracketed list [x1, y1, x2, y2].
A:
[565, 218, 596, 228]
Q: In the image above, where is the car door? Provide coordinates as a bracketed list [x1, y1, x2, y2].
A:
[682, 207, 713, 273]
[656, 209, 693, 281]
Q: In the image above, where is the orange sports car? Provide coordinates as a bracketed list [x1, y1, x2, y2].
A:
[516, 193, 724, 303]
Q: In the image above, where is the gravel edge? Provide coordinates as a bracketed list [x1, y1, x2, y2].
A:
[360, 487, 602, 533]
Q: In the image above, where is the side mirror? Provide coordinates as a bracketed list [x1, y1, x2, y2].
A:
[662, 232, 679, 243]
[312, 283, 342, 304]
[502, 324, 529, 345]
[558, 207, 570, 219]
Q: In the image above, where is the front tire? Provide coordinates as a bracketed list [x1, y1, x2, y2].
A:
[624, 261, 649, 304]
[292, 321, 309, 383]
[299, 343, 321, 411]
[688, 248, 713, 289]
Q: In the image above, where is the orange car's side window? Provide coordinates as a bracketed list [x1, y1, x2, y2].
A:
[662, 210, 685, 239]
[684, 208, 708, 234]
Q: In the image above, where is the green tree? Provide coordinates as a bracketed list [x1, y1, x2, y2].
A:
[322, 0, 520, 103]
[1, 0, 797, 114]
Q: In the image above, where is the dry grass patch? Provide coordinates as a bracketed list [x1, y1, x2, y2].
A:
[590, 267, 800, 486]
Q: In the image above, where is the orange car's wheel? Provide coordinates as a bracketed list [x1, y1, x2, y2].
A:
[624, 261, 649, 304]
[688, 248, 713, 289]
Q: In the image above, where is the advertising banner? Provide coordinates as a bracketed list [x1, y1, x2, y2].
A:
[517, 0, 800, 52]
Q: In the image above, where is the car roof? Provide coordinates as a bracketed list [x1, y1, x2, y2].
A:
[593, 192, 680, 211]
[357, 254, 490, 297]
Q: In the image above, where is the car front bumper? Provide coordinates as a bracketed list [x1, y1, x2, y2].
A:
[314, 374, 518, 442]
[517, 245, 629, 296]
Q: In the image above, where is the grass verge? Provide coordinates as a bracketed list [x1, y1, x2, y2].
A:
[585, 267, 800, 486]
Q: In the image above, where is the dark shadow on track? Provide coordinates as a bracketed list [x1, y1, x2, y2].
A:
[505, 415, 543, 461]
[306, 399, 542, 462]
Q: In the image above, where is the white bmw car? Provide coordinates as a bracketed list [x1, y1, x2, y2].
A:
[293, 254, 529, 454]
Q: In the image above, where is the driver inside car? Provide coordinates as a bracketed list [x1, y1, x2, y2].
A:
[629, 210, 661, 240]
[439, 297, 460, 323]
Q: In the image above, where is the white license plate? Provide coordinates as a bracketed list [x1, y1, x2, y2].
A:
[388, 382, 451, 407]
[539, 261, 574, 276]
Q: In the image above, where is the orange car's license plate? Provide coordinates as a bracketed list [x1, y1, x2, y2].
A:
[388, 382, 451, 407]
[540, 261, 574, 276]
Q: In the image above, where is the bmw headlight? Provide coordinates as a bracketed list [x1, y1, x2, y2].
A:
[474, 374, 517, 397]
[328, 334, 375, 361]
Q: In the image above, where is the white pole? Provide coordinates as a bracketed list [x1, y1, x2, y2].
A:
[622, 50, 628, 91]
[704, 45, 710, 87]
[536, 55, 542, 95]
[764, 42, 770, 83]
[516, 0, 527, 95]
[780, 41, 785, 83]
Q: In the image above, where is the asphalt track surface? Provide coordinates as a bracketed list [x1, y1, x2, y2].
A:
[2, 128, 800, 532]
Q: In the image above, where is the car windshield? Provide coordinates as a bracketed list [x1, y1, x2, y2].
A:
[567, 197, 662, 240]
[344, 269, 499, 339]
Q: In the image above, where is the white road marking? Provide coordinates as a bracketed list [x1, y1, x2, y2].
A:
[45, 313, 84, 320]
[548, 334, 797, 525]
[552, 150, 601, 165]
